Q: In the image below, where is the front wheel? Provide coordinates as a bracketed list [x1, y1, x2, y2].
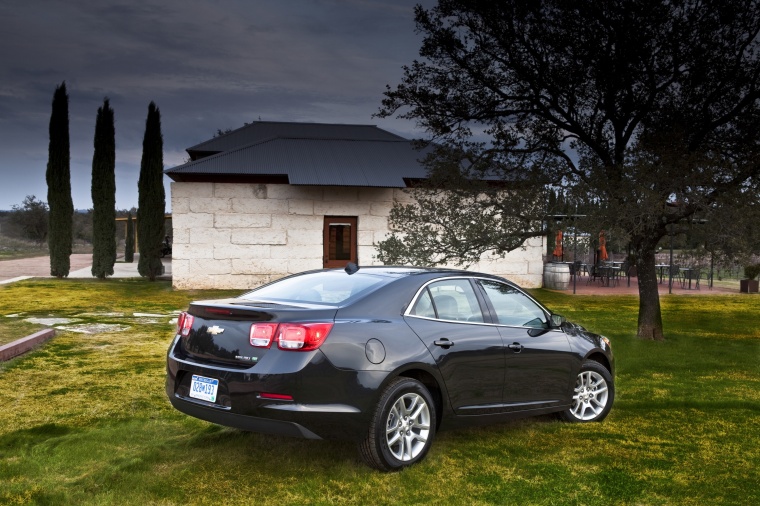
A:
[560, 360, 614, 423]
[359, 377, 436, 471]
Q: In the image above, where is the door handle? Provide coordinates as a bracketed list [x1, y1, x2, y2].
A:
[434, 338, 454, 348]
[507, 342, 523, 352]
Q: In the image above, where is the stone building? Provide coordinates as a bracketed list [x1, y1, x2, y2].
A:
[165, 121, 545, 290]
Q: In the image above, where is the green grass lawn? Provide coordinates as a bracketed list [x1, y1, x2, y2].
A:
[1, 280, 758, 505]
[0, 319, 47, 347]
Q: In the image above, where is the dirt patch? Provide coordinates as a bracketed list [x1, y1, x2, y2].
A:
[0, 254, 93, 282]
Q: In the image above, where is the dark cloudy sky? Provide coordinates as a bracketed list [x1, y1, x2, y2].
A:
[0, 0, 434, 211]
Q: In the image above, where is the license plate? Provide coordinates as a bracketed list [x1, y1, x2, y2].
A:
[189, 374, 219, 403]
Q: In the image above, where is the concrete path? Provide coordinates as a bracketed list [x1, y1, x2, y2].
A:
[0, 254, 171, 284]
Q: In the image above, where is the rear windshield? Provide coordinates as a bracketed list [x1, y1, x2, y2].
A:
[239, 271, 390, 305]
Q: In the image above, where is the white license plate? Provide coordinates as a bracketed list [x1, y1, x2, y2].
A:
[189, 374, 219, 403]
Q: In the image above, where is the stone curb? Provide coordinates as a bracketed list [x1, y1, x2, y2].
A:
[0, 276, 33, 285]
[0, 328, 56, 361]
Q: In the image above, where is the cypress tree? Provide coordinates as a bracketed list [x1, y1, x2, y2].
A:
[125, 212, 135, 263]
[91, 98, 117, 278]
[46, 81, 74, 278]
[137, 102, 165, 281]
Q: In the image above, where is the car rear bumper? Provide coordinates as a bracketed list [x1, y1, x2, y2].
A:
[166, 337, 385, 440]
[167, 393, 326, 439]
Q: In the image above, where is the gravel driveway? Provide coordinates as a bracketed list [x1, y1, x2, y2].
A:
[0, 254, 171, 284]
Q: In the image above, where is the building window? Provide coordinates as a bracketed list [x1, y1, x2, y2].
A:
[323, 216, 357, 268]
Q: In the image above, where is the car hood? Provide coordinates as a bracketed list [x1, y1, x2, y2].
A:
[562, 320, 610, 350]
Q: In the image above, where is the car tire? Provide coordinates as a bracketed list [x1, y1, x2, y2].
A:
[560, 360, 614, 423]
[359, 377, 436, 471]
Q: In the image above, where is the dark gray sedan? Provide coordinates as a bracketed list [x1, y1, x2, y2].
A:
[166, 266, 614, 471]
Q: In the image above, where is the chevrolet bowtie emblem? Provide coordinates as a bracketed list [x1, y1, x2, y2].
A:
[207, 325, 225, 335]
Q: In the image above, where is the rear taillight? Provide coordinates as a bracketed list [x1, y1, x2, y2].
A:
[259, 392, 294, 401]
[276, 323, 334, 351]
[177, 311, 194, 337]
[246, 322, 334, 351]
[250, 323, 279, 347]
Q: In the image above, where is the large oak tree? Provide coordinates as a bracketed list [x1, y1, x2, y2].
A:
[378, 0, 760, 340]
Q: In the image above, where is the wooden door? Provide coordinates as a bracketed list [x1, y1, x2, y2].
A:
[323, 217, 357, 268]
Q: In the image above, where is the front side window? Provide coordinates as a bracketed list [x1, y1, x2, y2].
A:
[410, 279, 484, 322]
[478, 280, 547, 328]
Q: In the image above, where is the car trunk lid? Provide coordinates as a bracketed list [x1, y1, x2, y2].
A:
[179, 298, 337, 367]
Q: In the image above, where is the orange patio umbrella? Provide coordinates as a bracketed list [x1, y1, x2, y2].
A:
[599, 230, 609, 261]
[553, 229, 563, 258]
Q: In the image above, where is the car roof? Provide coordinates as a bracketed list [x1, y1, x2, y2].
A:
[327, 265, 506, 281]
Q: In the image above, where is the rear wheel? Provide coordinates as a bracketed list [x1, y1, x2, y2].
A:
[560, 360, 614, 422]
[359, 377, 436, 471]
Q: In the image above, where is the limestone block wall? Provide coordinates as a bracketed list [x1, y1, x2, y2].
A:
[170, 182, 545, 290]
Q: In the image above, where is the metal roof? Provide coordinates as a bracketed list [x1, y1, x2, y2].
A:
[186, 121, 407, 156]
[166, 121, 434, 187]
[166, 137, 433, 187]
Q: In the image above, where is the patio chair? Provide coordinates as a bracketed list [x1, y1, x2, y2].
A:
[691, 267, 702, 290]
[571, 260, 584, 278]
[587, 264, 601, 285]
[669, 264, 682, 288]
[700, 267, 713, 290]
[597, 264, 612, 286]
[618, 261, 631, 287]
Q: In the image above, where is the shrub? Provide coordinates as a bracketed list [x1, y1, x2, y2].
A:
[743, 264, 760, 280]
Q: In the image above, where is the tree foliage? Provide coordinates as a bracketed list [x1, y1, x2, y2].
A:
[378, 145, 548, 266]
[91, 98, 117, 279]
[9, 195, 49, 246]
[125, 212, 135, 263]
[46, 81, 74, 278]
[137, 102, 166, 281]
[379, 0, 760, 340]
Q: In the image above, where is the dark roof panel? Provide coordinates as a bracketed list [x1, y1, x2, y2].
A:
[166, 137, 432, 187]
[187, 121, 406, 155]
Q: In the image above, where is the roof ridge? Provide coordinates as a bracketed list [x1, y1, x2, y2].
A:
[186, 121, 408, 152]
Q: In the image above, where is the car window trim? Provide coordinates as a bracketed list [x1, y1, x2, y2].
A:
[404, 276, 560, 331]
[404, 276, 490, 325]
[474, 278, 553, 330]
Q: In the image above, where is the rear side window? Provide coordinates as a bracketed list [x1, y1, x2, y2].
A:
[410, 279, 484, 323]
[409, 289, 436, 318]
[478, 280, 547, 328]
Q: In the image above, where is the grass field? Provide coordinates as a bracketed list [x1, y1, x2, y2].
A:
[0, 319, 47, 347]
[0, 233, 93, 261]
[1, 279, 758, 505]
[0, 235, 47, 261]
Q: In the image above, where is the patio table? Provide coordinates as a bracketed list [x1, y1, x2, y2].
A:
[656, 264, 670, 284]
[598, 265, 622, 286]
[680, 267, 697, 289]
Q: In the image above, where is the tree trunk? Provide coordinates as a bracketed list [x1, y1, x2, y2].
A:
[636, 246, 665, 341]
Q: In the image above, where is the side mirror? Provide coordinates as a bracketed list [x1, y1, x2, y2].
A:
[550, 314, 566, 328]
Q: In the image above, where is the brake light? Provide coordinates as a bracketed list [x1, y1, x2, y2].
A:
[250, 323, 279, 347]
[259, 392, 294, 401]
[177, 312, 194, 337]
[207, 307, 232, 315]
[276, 323, 334, 351]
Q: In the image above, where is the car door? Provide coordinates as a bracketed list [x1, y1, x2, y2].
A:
[476, 279, 574, 411]
[404, 278, 506, 415]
